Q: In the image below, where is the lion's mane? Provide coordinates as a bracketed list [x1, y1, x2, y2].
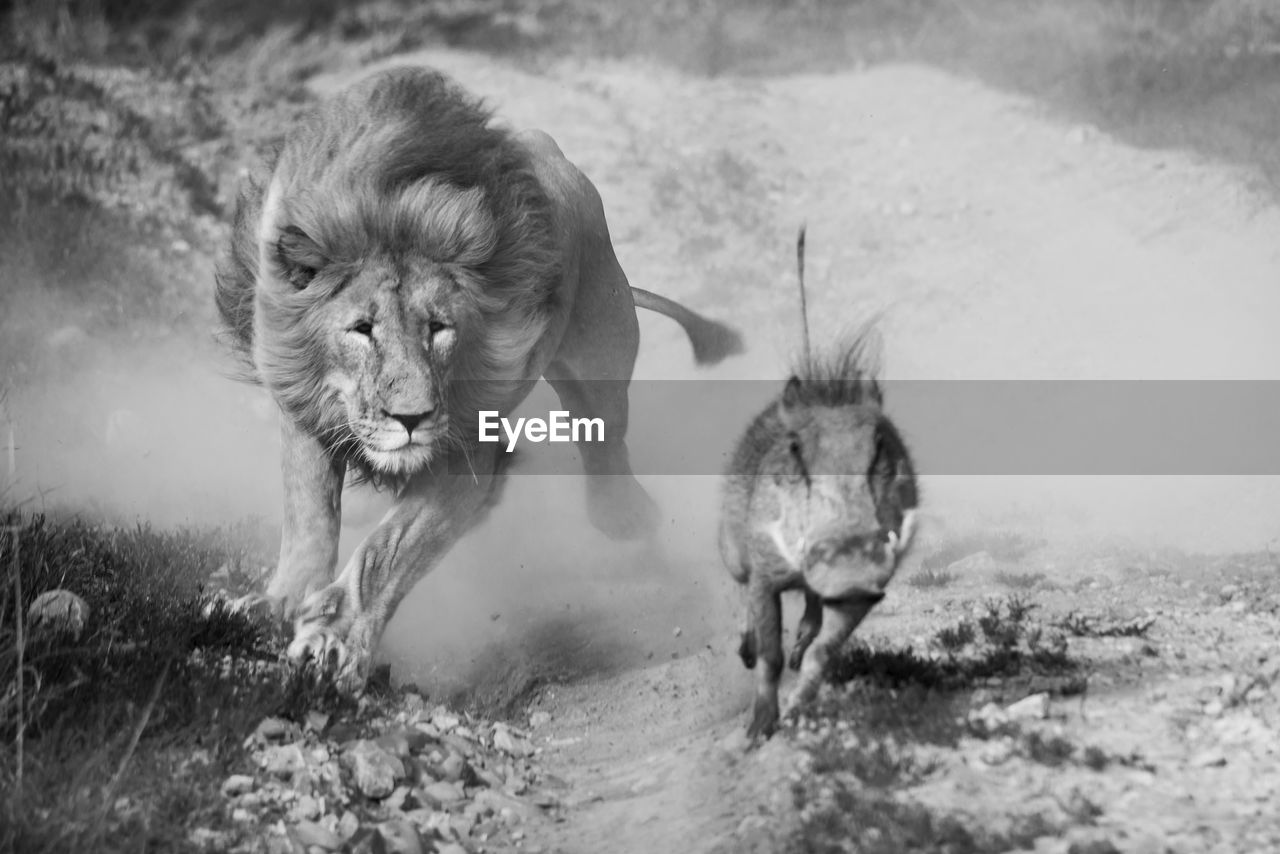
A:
[215, 67, 562, 480]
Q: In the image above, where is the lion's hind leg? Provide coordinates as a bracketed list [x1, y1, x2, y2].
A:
[545, 365, 659, 541]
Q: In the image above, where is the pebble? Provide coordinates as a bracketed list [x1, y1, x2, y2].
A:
[1006, 693, 1051, 721]
[377, 820, 424, 854]
[341, 740, 406, 799]
[1190, 748, 1227, 768]
[221, 774, 256, 797]
[420, 780, 465, 807]
[291, 819, 342, 850]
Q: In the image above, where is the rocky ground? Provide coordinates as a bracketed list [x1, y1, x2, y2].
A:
[206, 691, 566, 854]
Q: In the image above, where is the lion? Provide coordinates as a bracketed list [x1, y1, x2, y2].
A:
[215, 66, 743, 688]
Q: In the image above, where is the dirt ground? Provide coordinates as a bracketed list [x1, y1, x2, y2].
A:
[10, 36, 1280, 854]
[299, 48, 1280, 853]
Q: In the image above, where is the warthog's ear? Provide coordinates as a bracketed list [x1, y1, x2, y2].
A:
[273, 225, 327, 290]
[782, 375, 803, 408]
[779, 376, 803, 429]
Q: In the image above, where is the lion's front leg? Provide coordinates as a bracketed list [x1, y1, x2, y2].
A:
[262, 416, 345, 613]
[287, 443, 505, 690]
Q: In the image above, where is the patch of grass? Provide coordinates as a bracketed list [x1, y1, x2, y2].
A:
[905, 566, 957, 589]
[1054, 611, 1156, 638]
[994, 570, 1047, 590]
[0, 508, 356, 853]
[934, 620, 976, 653]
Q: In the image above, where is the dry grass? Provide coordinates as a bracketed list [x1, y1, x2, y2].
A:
[0, 509, 366, 853]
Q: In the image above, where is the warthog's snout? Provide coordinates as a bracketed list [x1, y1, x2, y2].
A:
[803, 513, 916, 601]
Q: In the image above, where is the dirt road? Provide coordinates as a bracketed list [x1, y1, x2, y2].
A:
[300, 49, 1280, 853]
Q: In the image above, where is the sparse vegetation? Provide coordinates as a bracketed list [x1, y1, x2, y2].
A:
[0, 508, 366, 853]
[994, 570, 1047, 589]
[783, 598, 1100, 852]
[905, 565, 957, 589]
[1055, 611, 1156, 638]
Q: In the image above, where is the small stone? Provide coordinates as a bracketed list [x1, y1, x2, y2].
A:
[305, 711, 330, 733]
[431, 709, 460, 732]
[291, 794, 322, 821]
[439, 753, 471, 783]
[1203, 699, 1225, 718]
[261, 744, 308, 780]
[189, 828, 234, 850]
[384, 786, 412, 812]
[475, 768, 504, 789]
[673, 627, 682, 637]
[529, 790, 560, 809]
[436, 844, 469, 854]
[349, 827, 389, 854]
[440, 734, 475, 757]
[1190, 748, 1227, 768]
[342, 740, 406, 800]
[968, 702, 1009, 733]
[419, 780, 464, 807]
[979, 738, 1015, 766]
[474, 788, 539, 820]
[529, 711, 551, 728]
[375, 731, 413, 759]
[377, 820, 424, 854]
[221, 774, 256, 798]
[255, 717, 298, 743]
[337, 811, 361, 841]
[291, 819, 342, 850]
[493, 728, 532, 757]
[1006, 693, 1050, 721]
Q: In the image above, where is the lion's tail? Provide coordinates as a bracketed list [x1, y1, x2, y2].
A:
[630, 287, 744, 365]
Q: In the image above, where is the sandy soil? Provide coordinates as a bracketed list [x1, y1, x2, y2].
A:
[295, 48, 1280, 853]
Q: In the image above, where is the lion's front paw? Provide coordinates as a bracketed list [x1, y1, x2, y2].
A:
[286, 623, 370, 691]
[286, 585, 371, 692]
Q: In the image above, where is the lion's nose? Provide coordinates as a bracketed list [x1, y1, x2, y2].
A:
[387, 410, 433, 434]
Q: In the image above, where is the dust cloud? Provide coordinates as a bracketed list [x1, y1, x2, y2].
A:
[2, 331, 283, 528]
[8, 38, 1280, 707]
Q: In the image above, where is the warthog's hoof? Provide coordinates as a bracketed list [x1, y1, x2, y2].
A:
[747, 695, 780, 741]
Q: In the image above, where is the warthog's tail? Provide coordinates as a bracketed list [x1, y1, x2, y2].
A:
[631, 287, 744, 365]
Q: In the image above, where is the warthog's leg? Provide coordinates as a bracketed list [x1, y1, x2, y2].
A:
[789, 590, 823, 672]
[783, 597, 878, 718]
[265, 416, 346, 611]
[746, 578, 785, 739]
[287, 442, 506, 689]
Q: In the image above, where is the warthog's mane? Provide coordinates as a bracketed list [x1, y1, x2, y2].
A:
[214, 67, 562, 478]
[787, 328, 884, 408]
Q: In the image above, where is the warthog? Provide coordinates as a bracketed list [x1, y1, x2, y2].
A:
[720, 232, 919, 739]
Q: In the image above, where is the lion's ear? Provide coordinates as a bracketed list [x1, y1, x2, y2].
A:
[274, 225, 326, 290]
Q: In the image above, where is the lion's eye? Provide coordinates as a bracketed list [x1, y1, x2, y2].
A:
[427, 319, 450, 336]
[350, 321, 374, 337]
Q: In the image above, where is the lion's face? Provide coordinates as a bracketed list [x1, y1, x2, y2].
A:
[260, 218, 486, 476]
[315, 255, 472, 475]
[324, 263, 464, 475]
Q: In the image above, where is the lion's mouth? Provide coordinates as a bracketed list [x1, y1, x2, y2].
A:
[361, 444, 438, 475]
[354, 418, 448, 474]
